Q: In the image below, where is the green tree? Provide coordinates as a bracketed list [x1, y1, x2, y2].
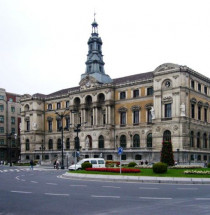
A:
[160, 141, 174, 166]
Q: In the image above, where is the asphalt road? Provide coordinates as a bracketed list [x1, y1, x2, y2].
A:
[1, 165, 210, 215]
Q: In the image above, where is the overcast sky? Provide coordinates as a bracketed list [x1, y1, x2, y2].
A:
[1, 0, 210, 95]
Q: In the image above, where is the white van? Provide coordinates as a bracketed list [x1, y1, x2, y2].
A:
[68, 158, 105, 170]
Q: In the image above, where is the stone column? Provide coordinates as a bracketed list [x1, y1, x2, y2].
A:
[108, 106, 111, 124]
[95, 107, 98, 126]
[93, 107, 95, 125]
[106, 106, 108, 124]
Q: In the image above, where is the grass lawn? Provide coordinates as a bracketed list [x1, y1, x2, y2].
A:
[68, 168, 210, 178]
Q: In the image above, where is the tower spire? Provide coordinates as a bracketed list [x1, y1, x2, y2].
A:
[80, 17, 112, 85]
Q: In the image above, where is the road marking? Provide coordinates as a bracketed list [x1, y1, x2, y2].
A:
[139, 187, 159, 190]
[15, 176, 20, 180]
[91, 195, 120, 198]
[177, 188, 198, 190]
[46, 183, 57, 185]
[3, 170, 8, 172]
[139, 197, 172, 200]
[70, 185, 87, 187]
[0, 170, 3, 172]
[102, 186, 120, 189]
[45, 193, 69, 196]
[21, 179, 26, 182]
[11, 191, 32, 194]
[10, 169, 14, 172]
[195, 198, 210, 200]
[31, 181, 38, 183]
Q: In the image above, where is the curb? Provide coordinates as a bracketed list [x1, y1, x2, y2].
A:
[62, 173, 210, 184]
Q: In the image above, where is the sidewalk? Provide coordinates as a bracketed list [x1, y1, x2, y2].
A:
[62, 172, 210, 184]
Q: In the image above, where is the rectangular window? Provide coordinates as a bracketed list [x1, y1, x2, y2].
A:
[0, 139, 4, 145]
[120, 112, 126, 125]
[48, 104, 52, 110]
[11, 117, 15, 124]
[48, 121, 52, 132]
[11, 128, 15, 134]
[57, 120, 61, 131]
[0, 95, 4, 100]
[11, 107, 15, 113]
[57, 102, 61, 109]
[66, 101, 69, 108]
[191, 104, 195, 118]
[147, 87, 153, 96]
[0, 115, 4, 123]
[191, 80, 195, 89]
[198, 83, 201, 92]
[26, 121, 30, 131]
[133, 110, 139, 124]
[147, 109, 152, 123]
[120, 92, 126, 100]
[165, 103, 172, 118]
[204, 108, 208, 122]
[65, 118, 70, 129]
[0, 127, 4, 133]
[204, 86, 207, 95]
[198, 106, 201, 120]
[0, 105, 4, 111]
[133, 90, 139, 98]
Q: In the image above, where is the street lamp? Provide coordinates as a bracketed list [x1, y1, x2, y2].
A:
[39, 144, 45, 164]
[53, 108, 70, 169]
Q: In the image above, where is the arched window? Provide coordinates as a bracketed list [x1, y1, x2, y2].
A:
[26, 139, 30, 151]
[98, 135, 104, 149]
[147, 133, 152, 148]
[120, 135, 126, 148]
[48, 139, 53, 150]
[190, 131, 194, 147]
[163, 130, 171, 142]
[133, 134, 140, 147]
[197, 132, 200, 148]
[203, 133, 207, 148]
[66, 138, 70, 150]
[57, 138, 61, 150]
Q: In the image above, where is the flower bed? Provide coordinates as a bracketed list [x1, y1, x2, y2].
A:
[184, 170, 210, 175]
[86, 168, 140, 173]
[170, 165, 203, 169]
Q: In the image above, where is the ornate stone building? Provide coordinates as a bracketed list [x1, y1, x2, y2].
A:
[20, 20, 210, 165]
[0, 88, 21, 163]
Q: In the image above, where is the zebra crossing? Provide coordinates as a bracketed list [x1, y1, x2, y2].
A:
[0, 168, 31, 173]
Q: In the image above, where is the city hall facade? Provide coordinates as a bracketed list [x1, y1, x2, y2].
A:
[20, 20, 210, 164]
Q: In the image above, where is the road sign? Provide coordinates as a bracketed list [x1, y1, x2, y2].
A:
[118, 147, 123, 155]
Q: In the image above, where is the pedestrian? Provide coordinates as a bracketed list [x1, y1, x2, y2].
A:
[30, 160, 34, 170]
[204, 161, 207, 168]
[56, 160, 59, 170]
[54, 160, 56, 169]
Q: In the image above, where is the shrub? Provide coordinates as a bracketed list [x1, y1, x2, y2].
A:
[208, 163, 210, 168]
[81, 162, 92, 170]
[160, 141, 174, 166]
[153, 162, 167, 174]
[128, 162, 137, 167]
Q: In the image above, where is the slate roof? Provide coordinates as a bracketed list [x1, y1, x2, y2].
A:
[113, 71, 153, 85]
[32, 71, 154, 99]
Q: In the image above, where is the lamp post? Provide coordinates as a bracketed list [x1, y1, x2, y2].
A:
[53, 108, 70, 169]
[39, 145, 45, 164]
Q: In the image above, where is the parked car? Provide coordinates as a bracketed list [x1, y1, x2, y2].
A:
[68, 158, 105, 170]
